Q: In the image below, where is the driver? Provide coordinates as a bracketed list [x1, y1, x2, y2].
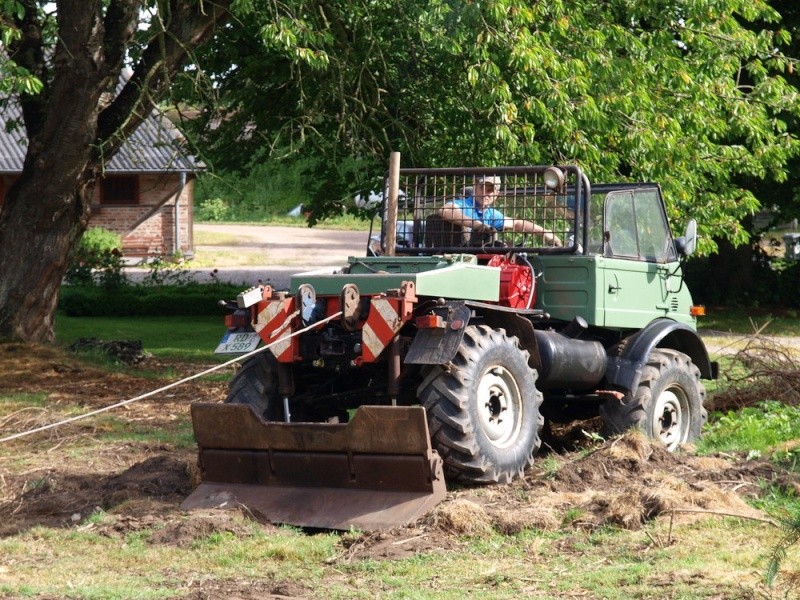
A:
[438, 176, 562, 246]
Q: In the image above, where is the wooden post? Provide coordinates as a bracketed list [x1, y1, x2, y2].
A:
[385, 152, 400, 257]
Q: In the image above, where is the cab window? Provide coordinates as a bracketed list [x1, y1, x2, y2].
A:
[605, 189, 675, 262]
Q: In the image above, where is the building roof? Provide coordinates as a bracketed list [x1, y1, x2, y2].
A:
[0, 96, 202, 175]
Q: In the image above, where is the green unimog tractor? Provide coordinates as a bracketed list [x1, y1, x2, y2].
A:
[183, 159, 717, 531]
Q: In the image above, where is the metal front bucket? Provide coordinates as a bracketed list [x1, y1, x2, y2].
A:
[181, 404, 447, 531]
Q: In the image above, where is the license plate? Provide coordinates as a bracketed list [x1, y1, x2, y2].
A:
[215, 331, 261, 354]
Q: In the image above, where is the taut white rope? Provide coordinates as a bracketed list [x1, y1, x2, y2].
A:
[0, 311, 343, 444]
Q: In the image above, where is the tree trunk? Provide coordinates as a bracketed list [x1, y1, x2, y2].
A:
[0, 5, 108, 343]
[0, 171, 94, 343]
[0, 0, 230, 343]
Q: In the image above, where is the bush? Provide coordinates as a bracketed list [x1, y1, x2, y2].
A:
[194, 156, 318, 220]
[193, 150, 378, 223]
[196, 197, 230, 221]
[65, 227, 126, 288]
[58, 283, 246, 317]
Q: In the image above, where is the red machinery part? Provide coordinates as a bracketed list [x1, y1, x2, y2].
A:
[486, 255, 535, 309]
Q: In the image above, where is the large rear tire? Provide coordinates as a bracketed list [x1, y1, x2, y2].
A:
[417, 325, 544, 484]
[225, 351, 284, 421]
[599, 348, 707, 450]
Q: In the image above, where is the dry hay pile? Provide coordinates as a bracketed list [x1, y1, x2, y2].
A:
[429, 432, 773, 536]
[340, 432, 793, 561]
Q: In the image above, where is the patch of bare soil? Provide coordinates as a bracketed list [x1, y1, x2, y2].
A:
[178, 577, 312, 600]
[0, 343, 226, 538]
[2, 343, 799, 565]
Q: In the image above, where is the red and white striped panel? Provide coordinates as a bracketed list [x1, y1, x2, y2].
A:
[253, 298, 297, 362]
[361, 298, 403, 362]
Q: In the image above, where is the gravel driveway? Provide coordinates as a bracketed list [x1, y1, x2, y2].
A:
[194, 223, 371, 268]
[127, 223, 371, 288]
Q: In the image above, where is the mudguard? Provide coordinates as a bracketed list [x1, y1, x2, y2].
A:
[404, 303, 471, 365]
[605, 318, 717, 393]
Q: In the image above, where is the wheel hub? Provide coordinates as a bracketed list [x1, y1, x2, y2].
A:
[477, 366, 523, 448]
[653, 388, 688, 451]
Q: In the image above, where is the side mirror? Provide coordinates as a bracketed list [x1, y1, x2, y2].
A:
[674, 219, 697, 257]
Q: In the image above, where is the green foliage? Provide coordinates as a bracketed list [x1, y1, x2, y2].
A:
[0, 2, 43, 96]
[78, 227, 121, 254]
[177, 0, 800, 251]
[58, 283, 244, 317]
[0, 3, 43, 95]
[0, 59, 43, 95]
[65, 227, 126, 288]
[698, 401, 800, 455]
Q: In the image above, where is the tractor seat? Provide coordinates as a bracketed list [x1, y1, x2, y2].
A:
[423, 214, 469, 247]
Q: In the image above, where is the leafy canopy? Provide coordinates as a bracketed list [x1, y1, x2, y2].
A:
[0, 1, 43, 95]
[3, 1, 798, 251]
[176, 0, 800, 251]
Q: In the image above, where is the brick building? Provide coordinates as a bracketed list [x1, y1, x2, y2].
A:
[0, 101, 202, 259]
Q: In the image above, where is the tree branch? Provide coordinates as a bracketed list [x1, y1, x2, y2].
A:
[95, 0, 231, 159]
[102, 0, 144, 79]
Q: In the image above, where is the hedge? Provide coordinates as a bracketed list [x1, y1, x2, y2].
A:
[58, 283, 248, 317]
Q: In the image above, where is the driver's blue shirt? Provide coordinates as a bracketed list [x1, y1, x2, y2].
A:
[451, 196, 506, 230]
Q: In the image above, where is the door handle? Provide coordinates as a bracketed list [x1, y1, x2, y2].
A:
[608, 274, 621, 294]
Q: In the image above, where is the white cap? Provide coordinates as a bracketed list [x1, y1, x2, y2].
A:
[477, 175, 501, 187]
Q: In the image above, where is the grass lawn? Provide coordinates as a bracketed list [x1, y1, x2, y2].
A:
[55, 314, 227, 361]
[0, 309, 797, 599]
[700, 306, 800, 336]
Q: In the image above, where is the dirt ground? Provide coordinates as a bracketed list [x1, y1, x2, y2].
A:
[2, 343, 799, 598]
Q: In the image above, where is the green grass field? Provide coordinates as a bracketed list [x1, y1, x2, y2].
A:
[55, 314, 227, 361]
[0, 312, 796, 598]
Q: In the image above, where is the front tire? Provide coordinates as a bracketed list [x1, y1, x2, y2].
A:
[417, 325, 544, 484]
[599, 348, 707, 450]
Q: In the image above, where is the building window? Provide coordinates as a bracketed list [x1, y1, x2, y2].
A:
[100, 175, 139, 205]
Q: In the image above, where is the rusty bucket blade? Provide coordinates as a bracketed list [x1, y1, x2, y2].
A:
[182, 404, 447, 531]
[182, 482, 445, 531]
